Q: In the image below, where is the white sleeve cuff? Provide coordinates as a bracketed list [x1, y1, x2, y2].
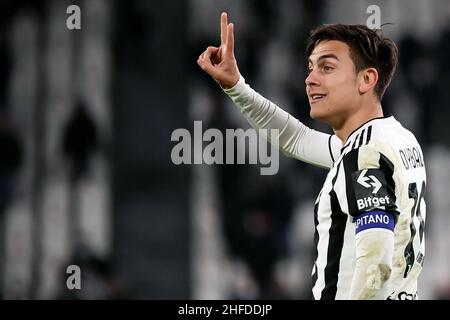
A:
[222, 75, 246, 96]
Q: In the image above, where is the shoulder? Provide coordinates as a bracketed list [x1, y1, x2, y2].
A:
[340, 139, 396, 175]
[342, 116, 421, 172]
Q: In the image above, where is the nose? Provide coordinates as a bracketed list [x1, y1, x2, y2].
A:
[305, 69, 320, 87]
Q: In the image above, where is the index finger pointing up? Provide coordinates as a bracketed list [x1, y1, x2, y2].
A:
[220, 12, 228, 45]
[226, 23, 234, 56]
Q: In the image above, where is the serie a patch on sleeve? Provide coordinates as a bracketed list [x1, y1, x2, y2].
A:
[354, 210, 395, 235]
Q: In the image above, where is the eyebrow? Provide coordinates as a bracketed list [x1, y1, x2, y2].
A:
[308, 54, 339, 65]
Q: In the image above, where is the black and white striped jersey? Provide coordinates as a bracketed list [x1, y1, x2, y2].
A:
[311, 116, 426, 300]
[224, 77, 426, 300]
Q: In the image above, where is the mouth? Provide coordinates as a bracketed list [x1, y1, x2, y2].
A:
[309, 94, 327, 104]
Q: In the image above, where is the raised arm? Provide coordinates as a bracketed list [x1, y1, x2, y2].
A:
[197, 12, 342, 169]
[224, 77, 342, 169]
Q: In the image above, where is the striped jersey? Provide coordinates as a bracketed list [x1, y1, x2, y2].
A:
[223, 77, 426, 300]
[312, 116, 426, 300]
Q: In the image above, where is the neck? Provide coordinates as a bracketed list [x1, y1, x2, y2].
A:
[333, 102, 383, 144]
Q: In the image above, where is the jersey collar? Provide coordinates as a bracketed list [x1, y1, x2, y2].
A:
[340, 115, 393, 154]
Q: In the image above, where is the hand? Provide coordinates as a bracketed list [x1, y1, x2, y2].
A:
[197, 12, 240, 89]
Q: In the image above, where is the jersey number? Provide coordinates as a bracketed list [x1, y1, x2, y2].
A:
[403, 181, 425, 278]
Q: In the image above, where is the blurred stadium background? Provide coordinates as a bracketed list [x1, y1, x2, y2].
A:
[0, 0, 449, 299]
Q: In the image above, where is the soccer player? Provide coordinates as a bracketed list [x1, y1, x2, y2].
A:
[197, 12, 426, 300]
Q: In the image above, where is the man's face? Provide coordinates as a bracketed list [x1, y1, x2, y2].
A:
[306, 40, 361, 126]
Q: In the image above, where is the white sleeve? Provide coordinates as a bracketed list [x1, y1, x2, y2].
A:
[349, 229, 394, 300]
[222, 76, 342, 169]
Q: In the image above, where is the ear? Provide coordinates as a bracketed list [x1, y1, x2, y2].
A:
[358, 68, 378, 95]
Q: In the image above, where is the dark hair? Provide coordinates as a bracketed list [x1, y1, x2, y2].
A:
[305, 24, 398, 100]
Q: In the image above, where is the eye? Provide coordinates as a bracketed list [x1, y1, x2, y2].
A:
[322, 65, 334, 72]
